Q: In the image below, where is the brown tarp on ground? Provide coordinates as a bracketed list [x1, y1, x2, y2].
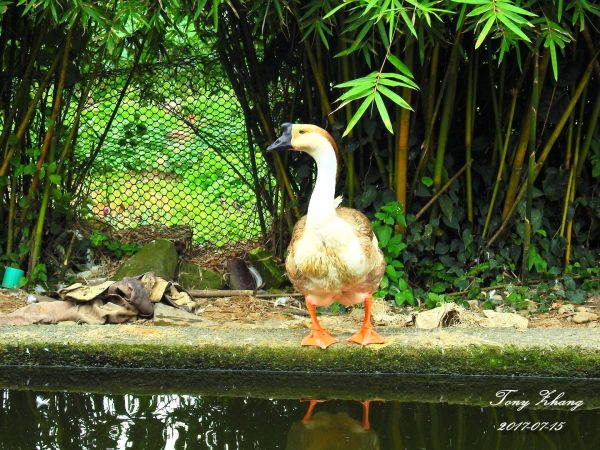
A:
[0, 273, 195, 325]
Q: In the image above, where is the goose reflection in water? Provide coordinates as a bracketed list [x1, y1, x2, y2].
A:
[286, 400, 380, 450]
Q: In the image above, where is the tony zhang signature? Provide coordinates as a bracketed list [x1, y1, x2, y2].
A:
[490, 389, 584, 411]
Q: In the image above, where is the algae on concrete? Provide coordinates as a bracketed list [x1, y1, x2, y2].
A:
[0, 325, 599, 378]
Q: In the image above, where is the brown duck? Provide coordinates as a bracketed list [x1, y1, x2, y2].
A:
[267, 123, 385, 348]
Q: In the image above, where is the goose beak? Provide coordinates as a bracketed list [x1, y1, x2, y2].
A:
[267, 122, 293, 151]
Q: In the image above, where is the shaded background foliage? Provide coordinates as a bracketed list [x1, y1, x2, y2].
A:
[0, 1, 598, 306]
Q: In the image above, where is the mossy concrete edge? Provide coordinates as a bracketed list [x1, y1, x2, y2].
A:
[0, 326, 599, 378]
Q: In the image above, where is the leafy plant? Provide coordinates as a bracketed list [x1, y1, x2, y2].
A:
[89, 231, 142, 258]
[372, 202, 413, 305]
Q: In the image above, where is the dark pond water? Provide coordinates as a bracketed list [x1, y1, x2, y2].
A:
[1, 369, 599, 449]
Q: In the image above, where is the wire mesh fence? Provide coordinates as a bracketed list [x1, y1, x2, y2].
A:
[75, 55, 270, 247]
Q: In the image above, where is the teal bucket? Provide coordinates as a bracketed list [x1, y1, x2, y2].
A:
[2, 267, 25, 289]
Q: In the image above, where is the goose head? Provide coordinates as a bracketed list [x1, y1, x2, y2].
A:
[267, 123, 339, 161]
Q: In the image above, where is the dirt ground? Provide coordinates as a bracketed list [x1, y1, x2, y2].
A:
[1, 288, 598, 330]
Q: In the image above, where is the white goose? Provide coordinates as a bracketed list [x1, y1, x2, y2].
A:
[267, 123, 385, 348]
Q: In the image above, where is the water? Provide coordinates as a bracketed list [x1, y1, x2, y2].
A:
[1, 368, 598, 449]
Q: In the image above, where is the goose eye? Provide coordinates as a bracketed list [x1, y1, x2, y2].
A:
[298, 130, 305, 134]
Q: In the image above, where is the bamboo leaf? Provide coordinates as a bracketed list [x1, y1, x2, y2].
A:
[475, 16, 495, 48]
[387, 54, 414, 77]
[323, 1, 353, 19]
[498, 14, 531, 42]
[378, 84, 413, 110]
[374, 92, 393, 134]
[549, 40, 558, 80]
[399, 7, 417, 37]
[343, 93, 375, 137]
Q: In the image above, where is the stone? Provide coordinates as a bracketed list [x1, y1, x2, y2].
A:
[178, 262, 223, 290]
[575, 306, 591, 313]
[572, 311, 598, 324]
[481, 310, 529, 330]
[558, 304, 575, 315]
[467, 300, 480, 311]
[113, 239, 178, 280]
[153, 303, 204, 327]
[248, 247, 287, 288]
[523, 299, 538, 313]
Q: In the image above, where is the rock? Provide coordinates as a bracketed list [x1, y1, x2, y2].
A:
[558, 304, 575, 315]
[467, 300, 480, 311]
[350, 299, 410, 327]
[153, 303, 204, 327]
[490, 294, 503, 303]
[227, 257, 256, 290]
[415, 303, 461, 329]
[178, 262, 222, 290]
[523, 299, 538, 313]
[575, 306, 590, 313]
[113, 239, 178, 280]
[571, 311, 598, 324]
[481, 310, 529, 330]
[248, 247, 287, 288]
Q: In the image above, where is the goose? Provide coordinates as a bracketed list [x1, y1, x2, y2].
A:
[267, 123, 385, 348]
[286, 400, 380, 450]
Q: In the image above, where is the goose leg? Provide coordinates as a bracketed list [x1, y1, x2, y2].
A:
[348, 296, 385, 345]
[302, 399, 326, 423]
[302, 302, 338, 349]
[361, 400, 371, 430]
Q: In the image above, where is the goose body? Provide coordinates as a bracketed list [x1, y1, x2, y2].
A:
[267, 123, 385, 348]
[286, 207, 385, 306]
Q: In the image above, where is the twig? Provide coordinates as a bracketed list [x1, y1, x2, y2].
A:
[189, 289, 304, 299]
[415, 160, 471, 220]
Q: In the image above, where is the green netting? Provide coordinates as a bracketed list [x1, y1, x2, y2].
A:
[75, 56, 270, 246]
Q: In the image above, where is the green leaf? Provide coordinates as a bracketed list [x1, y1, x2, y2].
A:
[498, 14, 531, 42]
[421, 176, 433, 187]
[387, 54, 413, 78]
[439, 195, 454, 221]
[343, 93, 375, 137]
[375, 225, 393, 247]
[378, 84, 413, 110]
[475, 16, 496, 49]
[374, 92, 393, 133]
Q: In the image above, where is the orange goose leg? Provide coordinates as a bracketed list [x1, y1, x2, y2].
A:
[361, 400, 371, 430]
[301, 399, 325, 423]
[302, 302, 338, 349]
[348, 296, 385, 346]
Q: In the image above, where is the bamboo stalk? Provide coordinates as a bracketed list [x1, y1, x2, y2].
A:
[576, 87, 600, 179]
[395, 39, 414, 223]
[464, 53, 477, 223]
[522, 51, 540, 278]
[487, 52, 504, 169]
[27, 29, 72, 197]
[485, 57, 596, 248]
[560, 85, 587, 236]
[481, 88, 517, 239]
[5, 175, 17, 256]
[565, 133, 580, 269]
[0, 48, 62, 178]
[412, 44, 448, 194]
[564, 87, 600, 269]
[432, 41, 460, 193]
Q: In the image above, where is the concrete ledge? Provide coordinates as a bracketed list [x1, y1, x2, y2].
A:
[1, 325, 599, 378]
